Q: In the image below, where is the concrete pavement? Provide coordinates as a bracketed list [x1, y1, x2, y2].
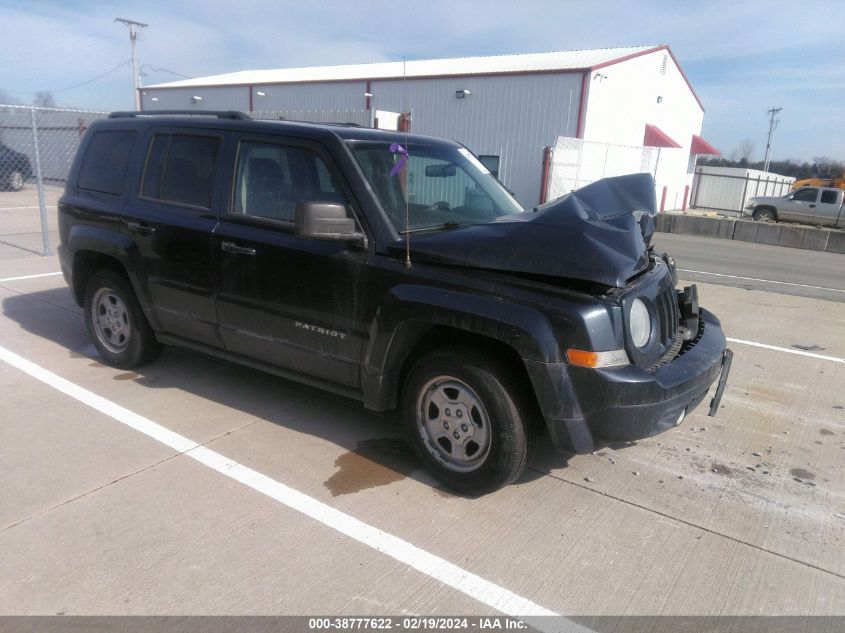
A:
[0, 245, 843, 619]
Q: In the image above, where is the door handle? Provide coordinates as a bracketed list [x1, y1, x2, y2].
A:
[809, 204, 816, 208]
[126, 221, 156, 234]
[221, 241, 256, 256]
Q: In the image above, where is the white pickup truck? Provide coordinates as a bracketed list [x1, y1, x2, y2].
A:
[743, 186, 845, 228]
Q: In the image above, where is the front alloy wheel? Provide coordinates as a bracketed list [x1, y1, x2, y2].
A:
[402, 348, 534, 494]
[416, 376, 492, 473]
[753, 208, 774, 222]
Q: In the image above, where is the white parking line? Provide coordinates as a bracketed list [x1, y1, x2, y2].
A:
[727, 337, 844, 364]
[0, 272, 62, 283]
[678, 269, 845, 294]
[0, 206, 42, 210]
[0, 344, 575, 626]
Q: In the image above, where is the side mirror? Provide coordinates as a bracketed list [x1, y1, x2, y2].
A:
[295, 202, 367, 248]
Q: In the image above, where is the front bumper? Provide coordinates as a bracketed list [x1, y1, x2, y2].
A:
[526, 308, 728, 453]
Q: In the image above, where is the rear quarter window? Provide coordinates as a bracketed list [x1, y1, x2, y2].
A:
[820, 190, 839, 204]
[77, 131, 137, 195]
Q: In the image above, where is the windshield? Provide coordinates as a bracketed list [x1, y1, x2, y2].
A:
[349, 142, 524, 233]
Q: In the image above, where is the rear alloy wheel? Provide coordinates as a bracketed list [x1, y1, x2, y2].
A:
[84, 270, 162, 368]
[752, 207, 775, 222]
[402, 348, 534, 494]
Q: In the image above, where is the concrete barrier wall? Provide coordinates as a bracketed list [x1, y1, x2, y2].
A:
[654, 214, 844, 254]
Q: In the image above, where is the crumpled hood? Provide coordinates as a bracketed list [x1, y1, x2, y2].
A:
[391, 172, 658, 288]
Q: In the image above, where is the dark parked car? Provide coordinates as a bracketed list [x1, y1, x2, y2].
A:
[0, 143, 33, 191]
[58, 111, 731, 493]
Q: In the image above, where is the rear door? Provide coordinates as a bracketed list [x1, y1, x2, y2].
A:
[213, 134, 371, 388]
[123, 128, 227, 347]
[813, 189, 843, 227]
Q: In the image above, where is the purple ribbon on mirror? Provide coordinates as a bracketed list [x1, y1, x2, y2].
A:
[389, 143, 408, 176]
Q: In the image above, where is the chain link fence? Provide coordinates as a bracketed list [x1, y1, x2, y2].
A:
[0, 105, 108, 258]
[546, 136, 658, 201]
[0, 106, 372, 259]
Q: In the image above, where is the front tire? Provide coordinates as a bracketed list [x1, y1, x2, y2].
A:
[84, 270, 161, 368]
[401, 348, 534, 494]
[752, 207, 775, 222]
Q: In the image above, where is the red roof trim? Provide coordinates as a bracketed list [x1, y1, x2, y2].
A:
[690, 134, 720, 156]
[644, 123, 682, 148]
[590, 44, 705, 112]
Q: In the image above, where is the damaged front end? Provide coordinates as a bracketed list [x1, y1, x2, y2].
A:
[503, 174, 732, 451]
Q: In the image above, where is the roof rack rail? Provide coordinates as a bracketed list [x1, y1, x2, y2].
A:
[108, 110, 252, 120]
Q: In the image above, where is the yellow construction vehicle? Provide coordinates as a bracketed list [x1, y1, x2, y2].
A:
[792, 175, 845, 191]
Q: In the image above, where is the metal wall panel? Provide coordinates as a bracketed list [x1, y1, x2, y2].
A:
[370, 73, 581, 206]
[253, 82, 367, 111]
[691, 166, 795, 212]
[140, 86, 249, 111]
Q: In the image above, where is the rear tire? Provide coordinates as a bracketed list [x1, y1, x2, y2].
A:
[401, 347, 534, 494]
[8, 170, 24, 191]
[84, 270, 161, 369]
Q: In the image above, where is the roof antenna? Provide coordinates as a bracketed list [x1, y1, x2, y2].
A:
[403, 56, 411, 268]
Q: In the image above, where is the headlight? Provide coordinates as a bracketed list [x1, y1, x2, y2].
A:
[629, 298, 651, 348]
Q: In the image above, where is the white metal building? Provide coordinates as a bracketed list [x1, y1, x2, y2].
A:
[141, 45, 718, 208]
[691, 166, 795, 213]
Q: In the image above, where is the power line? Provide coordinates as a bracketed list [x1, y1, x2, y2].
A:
[0, 60, 131, 94]
[139, 64, 192, 80]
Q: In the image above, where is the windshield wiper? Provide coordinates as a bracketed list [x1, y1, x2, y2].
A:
[400, 221, 467, 235]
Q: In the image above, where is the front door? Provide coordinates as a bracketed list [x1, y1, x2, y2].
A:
[780, 187, 819, 223]
[213, 135, 370, 388]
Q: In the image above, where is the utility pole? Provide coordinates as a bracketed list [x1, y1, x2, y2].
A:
[763, 106, 782, 173]
[115, 18, 148, 110]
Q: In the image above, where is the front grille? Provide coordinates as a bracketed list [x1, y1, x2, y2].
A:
[643, 280, 682, 372]
[655, 282, 680, 352]
[624, 262, 684, 372]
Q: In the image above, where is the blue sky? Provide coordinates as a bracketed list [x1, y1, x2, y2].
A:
[1, 0, 842, 162]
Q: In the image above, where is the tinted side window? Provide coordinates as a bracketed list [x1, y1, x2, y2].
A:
[232, 141, 347, 222]
[792, 188, 818, 202]
[820, 190, 838, 204]
[77, 131, 136, 195]
[141, 133, 220, 208]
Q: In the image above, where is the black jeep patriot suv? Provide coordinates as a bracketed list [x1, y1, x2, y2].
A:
[58, 111, 731, 493]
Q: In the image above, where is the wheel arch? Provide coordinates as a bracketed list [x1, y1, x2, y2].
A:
[65, 224, 145, 308]
[72, 250, 128, 305]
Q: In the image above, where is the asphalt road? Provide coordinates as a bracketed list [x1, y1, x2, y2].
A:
[653, 233, 845, 302]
